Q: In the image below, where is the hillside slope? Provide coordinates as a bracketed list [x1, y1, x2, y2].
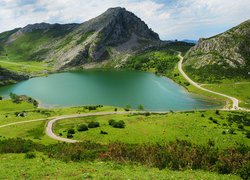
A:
[0, 7, 161, 70]
[184, 20, 250, 83]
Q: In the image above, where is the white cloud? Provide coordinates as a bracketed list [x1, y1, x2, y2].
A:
[0, 0, 249, 40]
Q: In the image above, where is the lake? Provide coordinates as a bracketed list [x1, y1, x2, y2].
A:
[0, 70, 221, 111]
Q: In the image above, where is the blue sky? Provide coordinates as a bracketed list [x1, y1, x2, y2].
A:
[0, 0, 249, 40]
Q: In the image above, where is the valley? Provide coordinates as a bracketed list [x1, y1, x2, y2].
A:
[0, 6, 249, 180]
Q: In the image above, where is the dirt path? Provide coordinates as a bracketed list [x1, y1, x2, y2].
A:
[178, 54, 240, 110]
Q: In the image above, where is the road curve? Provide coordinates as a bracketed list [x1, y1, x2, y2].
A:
[178, 54, 239, 110]
[45, 111, 140, 143]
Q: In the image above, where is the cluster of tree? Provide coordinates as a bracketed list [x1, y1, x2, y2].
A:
[123, 50, 179, 75]
[0, 138, 249, 179]
[84, 105, 103, 111]
[108, 119, 125, 128]
[66, 121, 100, 138]
[9, 93, 38, 107]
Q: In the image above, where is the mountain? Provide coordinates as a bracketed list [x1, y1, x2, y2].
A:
[183, 20, 250, 83]
[0, 7, 161, 69]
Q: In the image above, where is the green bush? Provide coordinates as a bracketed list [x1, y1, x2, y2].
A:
[88, 122, 100, 128]
[100, 130, 108, 135]
[108, 119, 115, 126]
[25, 152, 36, 159]
[77, 124, 88, 132]
[68, 129, 75, 134]
[109, 120, 125, 128]
[238, 124, 244, 130]
[67, 133, 73, 139]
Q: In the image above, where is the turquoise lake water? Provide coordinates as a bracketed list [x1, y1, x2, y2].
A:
[0, 70, 221, 111]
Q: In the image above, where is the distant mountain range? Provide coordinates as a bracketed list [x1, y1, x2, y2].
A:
[182, 39, 198, 44]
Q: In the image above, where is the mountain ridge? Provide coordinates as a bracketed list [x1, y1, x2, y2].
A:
[0, 7, 161, 70]
[183, 19, 250, 82]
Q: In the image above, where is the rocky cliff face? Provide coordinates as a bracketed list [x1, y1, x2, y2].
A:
[0, 7, 161, 69]
[0, 67, 28, 86]
[184, 20, 250, 82]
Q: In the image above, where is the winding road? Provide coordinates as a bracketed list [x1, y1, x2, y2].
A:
[177, 54, 240, 110]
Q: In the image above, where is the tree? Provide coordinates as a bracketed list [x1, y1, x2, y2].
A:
[68, 128, 75, 134]
[88, 121, 100, 128]
[77, 124, 88, 132]
[137, 104, 144, 110]
[0, 96, 2, 100]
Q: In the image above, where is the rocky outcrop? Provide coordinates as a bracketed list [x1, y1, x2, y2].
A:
[184, 20, 250, 81]
[0, 67, 29, 86]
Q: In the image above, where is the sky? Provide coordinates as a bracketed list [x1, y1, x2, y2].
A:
[0, 0, 250, 40]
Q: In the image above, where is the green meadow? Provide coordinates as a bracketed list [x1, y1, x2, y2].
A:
[0, 153, 240, 180]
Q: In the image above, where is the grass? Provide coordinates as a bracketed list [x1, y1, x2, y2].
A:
[0, 99, 123, 126]
[54, 111, 250, 149]
[204, 82, 250, 109]
[0, 153, 241, 179]
[0, 56, 53, 75]
[0, 121, 56, 144]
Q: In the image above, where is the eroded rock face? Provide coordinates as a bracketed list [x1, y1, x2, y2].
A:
[0, 67, 28, 86]
[184, 20, 250, 69]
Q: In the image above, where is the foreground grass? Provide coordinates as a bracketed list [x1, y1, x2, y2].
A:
[0, 153, 241, 180]
[54, 111, 250, 149]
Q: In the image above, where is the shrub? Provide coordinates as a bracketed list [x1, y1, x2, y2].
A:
[88, 122, 100, 128]
[68, 129, 75, 134]
[212, 119, 218, 124]
[222, 131, 226, 135]
[238, 124, 244, 130]
[137, 104, 144, 110]
[201, 114, 205, 117]
[100, 130, 108, 135]
[25, 152, 36, 159]
[228, 128, 236, 134]
[209, 117, 213, 120]
[77, 124, 88, 132]
[0, 96, 2, 100]
[108, 119, 115, 126]
[110, 120, 125, 128]
[67, 133, 73, 138]
[246, 131, 250, 139]
[114, 108, 117, 112]
[215, 110, 220, 115]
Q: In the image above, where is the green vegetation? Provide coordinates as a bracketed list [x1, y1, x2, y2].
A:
[0, 138, 248, 179]
[0, 96, 249, 178]
[123, 49, 179, 75]
[203, 82, 250, 109]
[0, 153, 240, 179]
[54, 111, 249, 149]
